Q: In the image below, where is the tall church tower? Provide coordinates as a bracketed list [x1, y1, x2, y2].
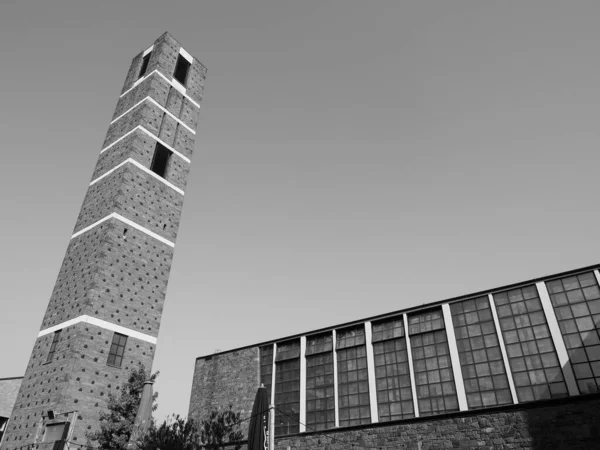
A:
[1, 33, 206, 449]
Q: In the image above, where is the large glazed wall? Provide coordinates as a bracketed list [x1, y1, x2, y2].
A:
[189, 347, 260, 432]
[274, 394, 600, 450]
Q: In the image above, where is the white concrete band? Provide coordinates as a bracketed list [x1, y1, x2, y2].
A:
[299, 336, 306, 432]
[171, 78, 187, 95]
[100, 125, 191, 164]
[179, 47, 193, 63]
[38, 315, 157, 344]
[488, 294, 519, 404]
[536, 282, 579, 396]
[71, 212, 175, 248]
[143, 45, 154, 57]
[120, 69, 201, 109]
[90, 158, 185, 196]
[110, 96, 196, 135]
[403, 313, 420, 417]
[364, 322, 379, 423]
[332, 329, 340, 428]
[442, 303, 468, 411]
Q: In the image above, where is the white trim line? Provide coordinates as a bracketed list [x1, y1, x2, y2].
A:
[179, 47, 193, 63]
[71, 212, 175, 248]
[332, 329, 339, 428]
[488, 294, 519, 404]
[171, 78, 187, 95]
[299, 336, 306, 433]
[38, 315, 157, 344]
[90, 158, 185, 196]
[120, 69, 201, 109]
[143, 45, 154, 57]
[403, 313, 419, 417]
[442, 303, 468, 411]
[100, 125, 191, 164]
[364, 321, 379, 423]
[110, 96, 196, 135]
[536, 281, 579, 396]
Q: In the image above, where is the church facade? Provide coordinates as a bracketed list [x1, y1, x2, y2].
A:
[189, 264, 600, 448]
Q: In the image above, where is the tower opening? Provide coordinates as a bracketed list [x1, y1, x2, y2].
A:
[173, 54, 191, 86]
[150, 143, 172, 178]
[139, 52, 151, 79]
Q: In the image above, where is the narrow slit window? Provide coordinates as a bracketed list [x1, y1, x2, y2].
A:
[45, 330, 61, 363]
[139, 52, 151, 79]
[173, 54, 191, 86]
[150, 143, 172, 178]
[107, 333, 127, 367]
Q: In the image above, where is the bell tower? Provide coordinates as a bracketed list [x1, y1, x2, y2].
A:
[1, 32, 206, 449]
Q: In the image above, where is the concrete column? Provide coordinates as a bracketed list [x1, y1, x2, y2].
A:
[364, 321, 379, 423]
[536, 282, 579, 396]
[332, 329, 340, 428]
[299, 336, 306, 432]
[442, 303, 468, 411]
[403, 313, 420, 417]
[488, 294, 519, 404]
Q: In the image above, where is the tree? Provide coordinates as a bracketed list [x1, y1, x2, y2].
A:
[86, 364, 159, 450]
[199, 406, 244, 450]
[137, 407, 244, 450]
[137, 415, 200, 450]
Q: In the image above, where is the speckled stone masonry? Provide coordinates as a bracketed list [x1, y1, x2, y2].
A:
[2, 32, 205, 449]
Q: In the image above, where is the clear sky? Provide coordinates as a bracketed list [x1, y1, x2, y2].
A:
[2, 0, 600, 422]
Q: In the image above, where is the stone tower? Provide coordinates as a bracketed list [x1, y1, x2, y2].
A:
[1, 33, 205, 449]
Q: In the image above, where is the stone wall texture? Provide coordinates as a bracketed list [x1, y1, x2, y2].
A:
[1, 32, 205, 449]
[0, 379, 22, 419]
[272, 393, 600, 449]
[189, 347, 260, 431]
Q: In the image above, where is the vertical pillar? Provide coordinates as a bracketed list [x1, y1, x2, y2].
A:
[332, 329, 340, 428]
[403, 314, 419, 417]
[299, 336, 306, 432]
[271, 343, 277, 412]
[442, 303, 468, 411]
[364, 322, 379, 423]
[488, 294, 519, 404]
[536, 282, 579, 396]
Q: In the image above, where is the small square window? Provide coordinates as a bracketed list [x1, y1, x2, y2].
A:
[173, 54, 191, 86]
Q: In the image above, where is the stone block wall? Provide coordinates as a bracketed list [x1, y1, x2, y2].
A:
[273, 394, 600, 449]
[189, 347, 261, 432]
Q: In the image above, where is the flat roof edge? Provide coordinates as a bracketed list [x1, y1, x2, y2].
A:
[195, 262, 600, 361]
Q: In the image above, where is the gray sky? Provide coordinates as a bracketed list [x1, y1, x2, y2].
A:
[2, 0, 600, 422]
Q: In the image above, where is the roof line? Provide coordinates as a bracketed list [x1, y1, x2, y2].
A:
[195, 262, 600, 361]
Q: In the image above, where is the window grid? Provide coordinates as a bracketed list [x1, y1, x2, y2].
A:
[451, 296, 512, 409]
[546, 272, 600, 394]
[494, 285, 568, 402]
[260, 345, 274, 405]
[46, 330, 61, 364]
[274, 358, 300, 436]
[337, 326, 371, 427]
[372, 317, 414, 422]
[107, 333, 127, 367]
[409, 317, 459, 417]
[305, 351, 335, 431]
